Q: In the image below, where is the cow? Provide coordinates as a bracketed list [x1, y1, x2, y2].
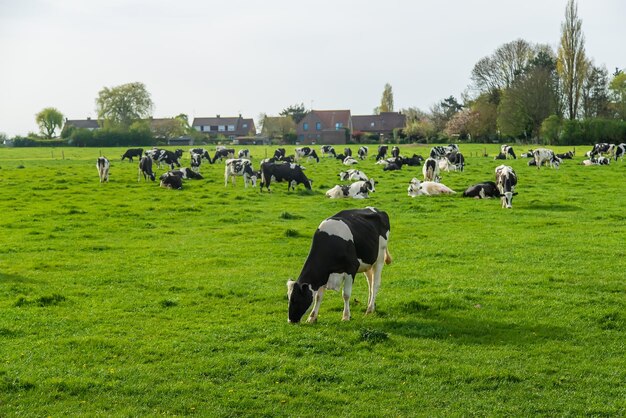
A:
[589, 143, 615, 158]
[190, 152, 203, 172]
[157, 149, 183, 169]
[321, 145, 336, 158]
[520, 149, 534, 158]
[422, 157, 440, 182]
[532, 148, 561, 169]
[375, 145, 388, 161]
[494, 152, 507, 160]
[383, 161, 403, 171]
[495, 165, 518, 208]
[444, 152, 465, 171]
[121, 148, 144, 162]
[339, 169, 368, 182]
[429, 146, 447, 159]
[225, 158, 257, 188]
[145, 147, 162, 162]
[260, 162, 312, 192]
[273, 148, 286, 160]
[295, 147, 320, 162]
[138, 155, 155, 182]
[190, 148, 211, 162]
[445, 144, 460, 154]
[344, 148, 353, 157]
[391, 146, 400, 158]
[462, 181, 501, 199]
[343, 156, 359, 165]
[556, 150, 575, 159]
[614, 143, 625, 161]
[407, 178, 455, 196]
[358, 146, 369, 160]
[597, 156, 610, 165]
[400, 154, 424, 166]
[238, 149, 251, 159]
[159, 171, 183, 189]
[500, 145, 517, 159]
[96, 157, 110, 183]
[287, 207, 392, 323]
[211, 148, 235, 164]
[325, 179, 376, 199]
[169, 168, 204, 180]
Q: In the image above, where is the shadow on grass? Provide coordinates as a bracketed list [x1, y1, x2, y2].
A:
[521, 204, 582, 212]
[0, 272, 34, 284]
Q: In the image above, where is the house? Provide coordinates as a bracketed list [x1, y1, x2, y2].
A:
[296, 110, 352, 145]
[351, 112, 406, 140]
[192, 115, 256, 140]
[63, 117, 100, 131]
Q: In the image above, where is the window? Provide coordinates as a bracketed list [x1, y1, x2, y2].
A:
[243, 123, 248, 128]
[316, 122, 321, 130]
[370, 122, 375, 127]
[303, 122, 309, 131]
[218, 125, 226, 132]
[227, 125, 235, 132]
[335, 122, 343, 129]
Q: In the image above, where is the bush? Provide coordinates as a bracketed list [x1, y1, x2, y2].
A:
[560, 119, 626, 145]
[12, 136, 68, 147]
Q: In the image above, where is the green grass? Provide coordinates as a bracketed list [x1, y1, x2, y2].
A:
[0, 144, 624, 416]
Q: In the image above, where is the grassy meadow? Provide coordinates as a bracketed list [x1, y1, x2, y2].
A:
[0, 143, 624, 416]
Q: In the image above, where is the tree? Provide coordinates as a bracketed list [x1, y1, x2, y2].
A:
[540, 115, 563, 144]
[96, 82, 153, 129]
[279, 103, 308, 124]
[557, 0, 587, 120]
[467, 92, 499, 141]
[581, 63, 610, 119]
[609, 70, 626, 120]
[35, 107, 64, 138]
[471, 39, 535, 94]
[376, 83, 394, 114]
[259, 113, 296, 140]
[444, 109, 478, 140]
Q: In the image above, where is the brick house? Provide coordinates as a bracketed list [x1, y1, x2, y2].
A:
[296, 110, 352, 145]
[351, 112, 406, 140]
[192, 115, 256, 140]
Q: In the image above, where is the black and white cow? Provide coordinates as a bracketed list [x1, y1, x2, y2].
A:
[156, 149, 183, 169]
[96, 157, 110, 183]
[500, 145, 517, 159]
[445, 152, 465, 171]
[613, 143, 625, 161]
[225, 158, 257, 187]
[320, 145, 336, 158]
[190, 153, 203, 172]
[422, 157, 440, 182]
[211, 148, 235, 164]
[121, 148, 144, 162]
[343, 156, 359, 165]
[358, 146, 369, 160]
[238, 149, 251, 159]
[344, 148, 353, 157]
[169, 168, 204, 180]
[138, 155, 155, 181]
[407, 178, 455, 196]
[589, 143, 615, 158]
[339, 169, 368, 182]
[273, 148, 286, 160]
[400, 154, 424, 166]
[520, 149, 534, 158]
[445, 144, 459, 154]
[391, 146, 400, 158]
[495, 165, 518, 208]
[556, 150, 575, 159]
[190, 148, 211, 161]
[145, 147, 162, 162]
[325, 179, 376, 199]
[375, 145, 388, 161]
[159, 171, 183, 189]
[383, 161, 403, 171]
[462, 181, 501, 199]
[287, 207, 392, 323]
[260, 162, 312, 192]
[295, 147, 320, 162]
[532, 148, 561, 169]
[429, 146, 447, 159]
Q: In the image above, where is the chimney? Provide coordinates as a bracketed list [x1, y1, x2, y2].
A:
[217, 114, 220, 118]
[87, 117, 91, 120]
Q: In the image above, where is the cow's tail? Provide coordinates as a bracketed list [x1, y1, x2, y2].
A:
[384, 248, 392, 265]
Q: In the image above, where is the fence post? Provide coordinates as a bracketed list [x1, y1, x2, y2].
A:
[62, 150, 65, 160]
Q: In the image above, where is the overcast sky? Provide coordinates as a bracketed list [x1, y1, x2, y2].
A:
[0, 0, 624, 137]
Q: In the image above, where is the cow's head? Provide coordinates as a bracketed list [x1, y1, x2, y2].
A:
[287, 280, 313, 323]
[339, 171, 348, 181]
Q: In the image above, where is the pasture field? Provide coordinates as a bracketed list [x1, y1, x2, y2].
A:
[0, 144, 624, 416]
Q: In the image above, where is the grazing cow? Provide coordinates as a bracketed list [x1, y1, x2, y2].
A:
[325, 179, 376, 199]
[344, 148, 353, 157]
[190, 153, 203, 172]
[375, 145, 388, 161]
[556, 150, 575, 159]
[520, 149, 534, 158]
[444, 152, 465, 171]
[429, 146, 447, 159]
[494, 152, 507, 160]
[462, 181, 501, 199]
[495, 165, 518, 208]
[334, 153, 346, 161]
[339, 169, 368, 182]
[159, 171, 183, 189]
[190, 148, 211, 161]
[321, 145, 336, 158]
[590, 143, 615, 157]
[401, 154, 424, 166]
[614, 143, 625, 161]
[211, 148, 235, 164]
[295, 147, 320, 162]
[260, 162, 312, 192]
[343, 156, 359, 165]
[391, 146, 400, 158]
[407, 178, 455, 196]
[358, 146, 369, 160]
[96, 157, 110, 183]
[156, 149, 183, 169]
[273, 148, 286, 160]
[138, 155, 155, 181]
[422, 157, 440, 182]
[224, 158, 257, 187]
[287, 207, 392, 323]
[533, 148, 561, 169]
[238, 149, 251, 159]
[500, 145, 517, 159]
[170, 168, 204, 180]
[145, 147, 162, 162]
[121, 148, 144, 162]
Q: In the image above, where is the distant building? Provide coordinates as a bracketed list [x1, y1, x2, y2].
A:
[192, 115, 256, 140]
[351, 112, 406, 140]
[63, 117, 100, 131]
[296, 110, 352, 145]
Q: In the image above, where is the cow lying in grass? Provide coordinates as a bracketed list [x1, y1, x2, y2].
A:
[407, 178, 455, 196]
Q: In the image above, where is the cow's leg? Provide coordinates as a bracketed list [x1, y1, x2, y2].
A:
[307, 288, 325, 323]
[342, 275, 353, 321]
[366, 261, 384, 314]
[138, 168, 141, 182]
